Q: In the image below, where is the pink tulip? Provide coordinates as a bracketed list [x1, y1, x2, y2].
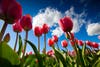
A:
[52, 35, 58, 43]
[86, 41, 92, 47]
[78, 40, 84, 46]
[1, 0, 22, 23]
[47, 50, 54, 57]
[92, 42, 99, 48]
[34, 26, 42, 37]
[58, 16, 73, 32]
[20, 14, 32, 31]
[12, 21, 22, 33]
[42, 23, 49, 34]
[48, 38, 55, 47]
[61, 40, 68, 48]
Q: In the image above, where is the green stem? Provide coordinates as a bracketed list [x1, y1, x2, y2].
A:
[44, 34, 46, 53]
[23, 31, 28, 56]
[0, 22, 8, 42]
[14, 32, 18, 51]
[38, 37, 40, 52]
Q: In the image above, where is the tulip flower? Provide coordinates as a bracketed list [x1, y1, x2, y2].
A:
[20, 14, 32, 56]
[86, 40, 92, 47]
[52, 35, 58, 43]
[42, 23, 49, 34]
[47, 50, 54, 57]
[52, 35, 60, 50]
[78, 40, 84, 46]
[61, 40, 68, 48]
[58, 16, 73, 33]
[12, 21, 22, 51]
[0, 0, 22, 42]
[34, 26, 42, 52]
[42, 23, 49, 53]
[13, 21, 22, 33]
[92, 42, 99, 48]
[48, 38, 55, 47]
[20, 14, 32, 31]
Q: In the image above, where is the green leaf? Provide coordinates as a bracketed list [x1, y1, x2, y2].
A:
[53, 48, 67, 67]
[26, 40, 44, 67]
[75, 44, 85, 67]
[92, 58, 100, 67]
[82, 43, 87, 66]
[17, 35, 23, 57]
[0, 41, 20, 65]
[23, 55, 36, 66]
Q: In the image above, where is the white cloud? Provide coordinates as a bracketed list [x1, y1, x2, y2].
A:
[32, 7, 62, 29]
[87, 23, 100, 36]
[32, 7, 86, 37]
[52, 27, 63, 37]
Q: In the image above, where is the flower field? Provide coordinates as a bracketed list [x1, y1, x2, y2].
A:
[0, 0, 100, 67]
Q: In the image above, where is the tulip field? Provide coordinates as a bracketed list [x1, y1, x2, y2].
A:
[0, 0, 100, 67]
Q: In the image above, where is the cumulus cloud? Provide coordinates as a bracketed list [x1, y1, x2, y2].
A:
[52, 27, 63, 37]
[87, 23, 100, 36]
[32, 7, 62, 29]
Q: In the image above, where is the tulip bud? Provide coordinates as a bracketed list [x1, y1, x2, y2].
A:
[34, 26, 42, 37]
[86, 41, 92, 47]
[3, 33, 10, 42]
[61, 40, 68, 48]
[47, 50, 54, 57]
[92, 42, 99, 48]
[12, 21, 22, 33]
[42, 23, 49, 34]
[20, 14, 32, 31]
[58, 16, 73, 33]
[52, 35, 58, 43]
[48, 38, 54, 47]
[78, 40, 83, 46]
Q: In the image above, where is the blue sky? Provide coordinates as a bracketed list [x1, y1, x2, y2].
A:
[0, 0, 100, 52]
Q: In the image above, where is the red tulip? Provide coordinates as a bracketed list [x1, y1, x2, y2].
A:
[86, 41, 92, 47]
[92, 42, 99, 48]
[52, 35, 58, 43]
[34, 26, 42, 37]
[58, 16, 73, 32]
[1, 0, 22, 24]
[12, 21, 22, 33]
[47, 50, 54, 56]
[61, 40, 68, 48]
[78, 40, 83, 46]
[48, 38, 55, 47]
[42, 24, 49, 34]
[20, 14, 32, 31]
